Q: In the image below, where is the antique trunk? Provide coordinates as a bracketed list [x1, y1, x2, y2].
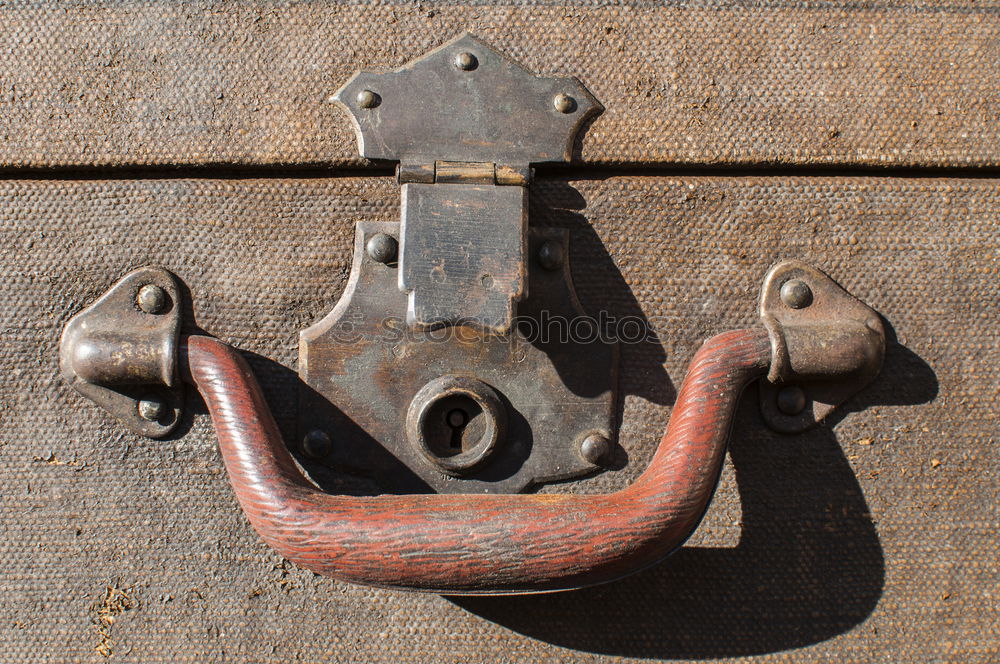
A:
[2, 2, 997, 662]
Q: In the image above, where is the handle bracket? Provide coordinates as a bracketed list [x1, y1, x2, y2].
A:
[59, 267, 184, 438]
[759, 260, 885, 433]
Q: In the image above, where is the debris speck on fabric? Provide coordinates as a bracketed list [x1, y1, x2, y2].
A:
[91, 582, 136, 657]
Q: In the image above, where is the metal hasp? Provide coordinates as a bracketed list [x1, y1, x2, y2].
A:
[59, 267, 183, 438]
[758, 260, 886, 433]
[304, 35, 612, 493]
[331, 33, 602, 333]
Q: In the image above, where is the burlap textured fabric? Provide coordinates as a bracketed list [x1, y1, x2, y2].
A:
[0, 2, 997, 662]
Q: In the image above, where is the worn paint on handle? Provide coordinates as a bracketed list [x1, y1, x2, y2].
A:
[181, 329, 771, 594]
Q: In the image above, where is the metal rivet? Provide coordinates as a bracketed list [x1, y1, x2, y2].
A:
[553, 93, 577, 113]
[137, 398, 166, 422]
[780, 279, 813, 309]
[366, 233, 397, 264]
[454, 52, 478, 71]
[137, 284, 168, 314]
[537, 240, 564, 271]
[357, 89, 380, 109]
[776, 386, 807, 416]
[579, 432, 612, 466]
[302, 429, 332, 459]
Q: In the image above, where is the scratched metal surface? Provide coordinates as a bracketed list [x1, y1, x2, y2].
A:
[0, 175, 996, 661]
[1, 0, 999, 169]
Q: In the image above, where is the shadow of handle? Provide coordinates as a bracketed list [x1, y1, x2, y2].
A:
[179, 329, 772, 594]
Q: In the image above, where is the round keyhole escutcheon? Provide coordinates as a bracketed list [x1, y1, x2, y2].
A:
[406, 375, 507, 475]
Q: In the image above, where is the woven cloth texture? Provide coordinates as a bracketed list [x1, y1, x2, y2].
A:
[0, 176, 996, 662]
[1, 0, 999, 169]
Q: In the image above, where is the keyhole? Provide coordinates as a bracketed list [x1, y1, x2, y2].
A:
[418, 393, 486, 461]
[446, 408, 469, 450]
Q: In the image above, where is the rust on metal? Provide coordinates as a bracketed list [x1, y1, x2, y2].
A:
[59, 267, 184, 438]
[63, 257, 887, 592]
[759, 260, 886, 433]
[298, 221, 618, 494]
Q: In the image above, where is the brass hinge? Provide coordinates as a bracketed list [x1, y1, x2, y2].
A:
[397, 161, 532, 186]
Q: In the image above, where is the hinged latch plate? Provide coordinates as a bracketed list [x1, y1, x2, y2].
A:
[332, 33, 602, 334]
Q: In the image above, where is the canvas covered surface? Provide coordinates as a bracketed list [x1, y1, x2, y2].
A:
[0, 1, 999, 170]
[0, 175, 996, 661]
[1, 0, 998, 661]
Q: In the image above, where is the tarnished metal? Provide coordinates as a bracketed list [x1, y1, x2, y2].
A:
[537, 240, 565, 272]
[579, 432, 613, 467]
[759, 260, 886, 433]
[59, 267, 184, 438]
[332, 33, 601, 169]
[779, 279, 812, 310]
[298, 221, 618, 494]
[332, 34, 601, 334]
[302, 429, 333, 460]
[365, 233, 398, 265]
[453, 51, 477, 71]
[405, 374, 507, 475]
[399, 181, 527, 333]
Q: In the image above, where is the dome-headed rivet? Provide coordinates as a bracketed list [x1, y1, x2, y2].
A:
[776, 386, 807, 416]
[137, 397, 166, 422]
[302, 429, 332, 459]
[553, 93, 577, 114]
[780, 279, 813, 309]
[366, 233, 398, 264]
[579, 432, 612, 466]
[454, 52, 478, 71]
[137, 284, 168, 314]
[357, 89, 380, 109]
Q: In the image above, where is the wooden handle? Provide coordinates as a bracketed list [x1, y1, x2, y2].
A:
[181, 329, 772, 594]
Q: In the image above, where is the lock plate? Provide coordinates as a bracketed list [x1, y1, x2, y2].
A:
[303, 36, 615, 493]
[299, 223, 617, 494]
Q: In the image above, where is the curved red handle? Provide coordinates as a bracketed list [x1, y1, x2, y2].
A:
[182, 328, 772, 594]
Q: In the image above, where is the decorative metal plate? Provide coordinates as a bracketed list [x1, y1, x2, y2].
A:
[331, 34, 603, 334]
[298, 222, 618, 494]
[331, 33, 603, 166]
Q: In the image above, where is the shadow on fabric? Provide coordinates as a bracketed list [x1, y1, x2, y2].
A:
[450, 322, 936, 659]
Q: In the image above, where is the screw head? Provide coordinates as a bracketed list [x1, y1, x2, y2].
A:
[454, 52, 478, 71]
[776, 385, 807, 416]
[302, 429, 332, 459]
[366, 233, 398, 264]
[137, 284, 168, 314]
[356, 89, 380, 109]
[137, 398, 166, 422]
[579, 432, 612, 466]
[553, 93, 577, 114]
[779, 279, 813, 309]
